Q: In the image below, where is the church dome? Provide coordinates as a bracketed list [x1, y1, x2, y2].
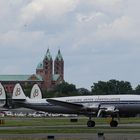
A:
[36, 61, 43, 70]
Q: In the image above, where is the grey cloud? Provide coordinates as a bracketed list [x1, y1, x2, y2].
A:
[0, 0, 140, 89]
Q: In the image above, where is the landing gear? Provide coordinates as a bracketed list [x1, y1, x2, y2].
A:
[87, 120, 95, 127]
[110, 120, 118, 127]
[109, 114, 119, 127]
[86, 115, 95, 127]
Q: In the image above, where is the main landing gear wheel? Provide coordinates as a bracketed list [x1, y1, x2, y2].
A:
[110, 120, 118, 127]
[87, 120, 95, 127]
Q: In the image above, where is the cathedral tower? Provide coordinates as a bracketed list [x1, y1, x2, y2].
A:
[54, 49, 64, 80]
[43, 49, 53, 89]
[36, 49, 64, 90]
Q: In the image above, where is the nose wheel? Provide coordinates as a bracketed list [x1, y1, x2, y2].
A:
[87, 120, 95, 127]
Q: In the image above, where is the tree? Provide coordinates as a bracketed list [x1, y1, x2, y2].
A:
[135, 85, 140, 94]
[77, 88, 91, 95]
[55, 82, 77, 94]
[91, 79, 133, 95]
[91, 81, 108, 95]
[23, 84, 32, 97]
[43, 82, 78, 97]
[107, 80, 132, 94]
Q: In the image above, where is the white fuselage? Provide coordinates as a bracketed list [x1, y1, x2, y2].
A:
[15, 95, 140, 116]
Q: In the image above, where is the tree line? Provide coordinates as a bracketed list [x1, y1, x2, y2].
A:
[23, 79, 140, 98]
[91, 79, 137, 95]
[43, 80, 140, 97]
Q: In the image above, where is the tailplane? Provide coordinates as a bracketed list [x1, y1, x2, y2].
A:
[0, 83, 6, 107]
[12, 83, 26, 101]
[30, 84, 42, 99]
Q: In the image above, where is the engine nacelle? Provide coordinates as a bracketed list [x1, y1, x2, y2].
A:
[84, 104, 100, 112]
[97, 105, 119, 117]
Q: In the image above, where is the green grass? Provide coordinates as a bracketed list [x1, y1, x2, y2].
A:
[1, 117, 140, 134]
[0, 117, 88, 126]
[3, 117, 140, 126]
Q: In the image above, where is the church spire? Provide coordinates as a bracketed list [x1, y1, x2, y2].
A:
[54, 49, 64, 80]
[55, 49, 63, 61]
[44, 49, 52, 61]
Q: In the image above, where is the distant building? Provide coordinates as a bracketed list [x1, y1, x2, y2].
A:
[0, 49, 64, 93]
[36, 49, 64, 89]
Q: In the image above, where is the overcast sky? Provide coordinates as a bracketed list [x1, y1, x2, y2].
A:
[0, 0, 140, 90]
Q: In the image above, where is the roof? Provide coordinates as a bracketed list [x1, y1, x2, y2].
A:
[0, 74, 43, 82]
[36, 61, 43, 70]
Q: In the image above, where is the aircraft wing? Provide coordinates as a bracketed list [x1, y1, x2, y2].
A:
[47, 99, 119, 117]
[47, 99, 101, 112]
[47, 99, 84, 110]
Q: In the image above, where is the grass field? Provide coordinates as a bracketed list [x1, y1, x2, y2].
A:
[2, 116, 140, 126]
[0, 117, 140, 134]
[0, 117, 140, 140]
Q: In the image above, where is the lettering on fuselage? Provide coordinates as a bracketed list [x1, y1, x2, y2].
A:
[66, 99, 82, 102]
[66, 96, 120, 103]
[95, 96, 120, 102]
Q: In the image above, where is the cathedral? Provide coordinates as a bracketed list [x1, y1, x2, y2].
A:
[0, 49, 64, 93]
[36, 49, 64, 89]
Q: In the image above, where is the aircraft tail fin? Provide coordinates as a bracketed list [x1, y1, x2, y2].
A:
[30, 84, 42, 99]
[12, 83, 26, 101]
[0, 83, 6, 107]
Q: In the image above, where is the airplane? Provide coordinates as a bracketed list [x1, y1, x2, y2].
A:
[8, 84, 42, 110]
[0, 83, 6, 108]
[30, 84, 42, 99]
[12, 83, 140, 127]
